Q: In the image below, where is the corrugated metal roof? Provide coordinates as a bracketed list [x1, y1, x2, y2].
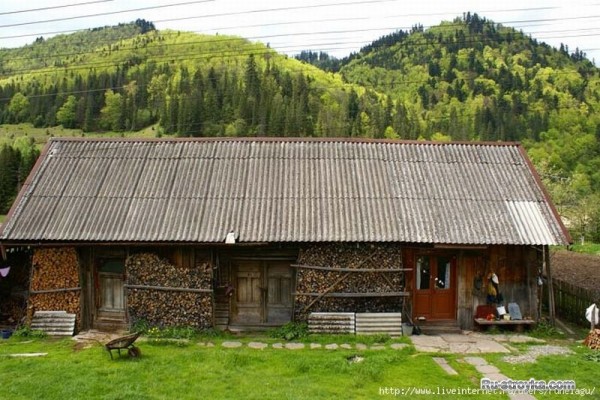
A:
[0, 138, 570, 245]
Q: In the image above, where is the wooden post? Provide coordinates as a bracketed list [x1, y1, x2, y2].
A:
[545, 246, 556, 326]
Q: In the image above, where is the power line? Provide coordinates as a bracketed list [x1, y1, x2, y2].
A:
[2, 26, 599, 79]
[0, 0, 215, 29]
[0, 3, 589, 41]
[0, 0, 114, 16]
[4, 15, 600, 69]
[0, 36, 594, 104]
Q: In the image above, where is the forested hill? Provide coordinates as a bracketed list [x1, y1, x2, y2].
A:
[1, 14, 600, 240]
[297, 14, 600, 242]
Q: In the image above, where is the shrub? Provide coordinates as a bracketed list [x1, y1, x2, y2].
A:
[13, 326, 47, 338]
[269, 322, 309, 341]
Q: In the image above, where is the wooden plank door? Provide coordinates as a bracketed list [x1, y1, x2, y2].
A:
[96, 259, 126, 321]
[232, 261, 263, 324]
[266, 262, 293, 324]
[413, 255, 457, 320]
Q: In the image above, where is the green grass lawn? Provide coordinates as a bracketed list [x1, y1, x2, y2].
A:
[1, 334, 597, 399]
[487, 342, 599, 399]
[0, 336, 496, 400]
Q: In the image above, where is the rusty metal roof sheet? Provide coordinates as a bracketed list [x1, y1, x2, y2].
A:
[0, 138, 570, 245]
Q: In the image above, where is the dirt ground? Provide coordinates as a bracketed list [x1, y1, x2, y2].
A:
[550, 250, 600, 297]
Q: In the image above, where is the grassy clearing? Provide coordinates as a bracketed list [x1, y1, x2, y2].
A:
[0, 214, 5, 223]
[0, 123, 165, 149]
[488, 344, 599, 399]
[0, 336, 496, 400]
[553, 243, 600, 255]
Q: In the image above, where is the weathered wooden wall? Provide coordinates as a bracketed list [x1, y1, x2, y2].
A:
[457, 245, 540, 329]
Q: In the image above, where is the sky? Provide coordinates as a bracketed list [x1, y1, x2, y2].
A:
[1, 0, 600, 64]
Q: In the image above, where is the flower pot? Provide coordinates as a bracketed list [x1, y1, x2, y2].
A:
[1, 329, 13, 339]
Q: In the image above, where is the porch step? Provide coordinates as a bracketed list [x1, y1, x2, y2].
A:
[94, 317, 128, 332]
[214, 300, 229, 330]
[416, 320, 461, 335]
[227, 324, 281, 333]
[31, 311, 75, 336]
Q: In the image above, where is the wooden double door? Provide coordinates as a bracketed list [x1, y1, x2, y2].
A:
[413, 255, 457, 320]
[232, 260, 294, 326]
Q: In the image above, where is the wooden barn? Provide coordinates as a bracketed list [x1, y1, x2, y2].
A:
[0, 138, 570, 333]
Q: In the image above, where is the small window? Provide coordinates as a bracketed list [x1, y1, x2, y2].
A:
[416, 256, 430, 290]
[99, 260, 124, 274]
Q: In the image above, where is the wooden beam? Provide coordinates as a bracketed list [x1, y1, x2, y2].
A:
[545, 246, 556, 326]
[294, 292, 410, 298]
[291, 264, 411, 272]
[300, 249, 381, 313]
[124, 284, 212, 294]
[30, 287, 81, 294]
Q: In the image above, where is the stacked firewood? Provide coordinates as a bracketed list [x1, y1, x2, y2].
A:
[31, 248, 79, 291]
[28, 248, 81, 329]
[294, 243, 404, 320]
[29, 292, 80, 319]
[584, 329, 600, 350]
[126, 253, 212, 328]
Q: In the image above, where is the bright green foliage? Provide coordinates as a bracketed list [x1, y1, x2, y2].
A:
[7, 93, 29, 123]
[56, 95, 78, 128]
[100, 89, 124, 131]
[0, 138, 39, 213]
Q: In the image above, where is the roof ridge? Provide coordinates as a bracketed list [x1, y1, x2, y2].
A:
[48, 137, 522, 147]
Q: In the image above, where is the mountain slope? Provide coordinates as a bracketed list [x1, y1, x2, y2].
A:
[0, 22, 359, 137]
[332, 14, 600, 241]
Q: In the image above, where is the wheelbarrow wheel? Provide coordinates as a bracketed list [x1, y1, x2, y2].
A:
[128, 346, 141, 358]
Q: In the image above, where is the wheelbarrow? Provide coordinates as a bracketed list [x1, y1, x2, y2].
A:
[105, 332, 142, 359]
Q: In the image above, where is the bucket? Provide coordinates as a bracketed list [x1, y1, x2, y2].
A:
[1, 330, 12, 339]
[401, 323, 413, 336]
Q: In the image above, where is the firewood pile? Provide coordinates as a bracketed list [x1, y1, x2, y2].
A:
[28, 248, 81, 329]
[294, 243, 405, 321]
[584, 329, 600, 350]
[126, 253, 212, 328]
[31, 248, 79, 291]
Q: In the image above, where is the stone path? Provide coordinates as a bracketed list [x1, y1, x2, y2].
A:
[198, 341, 410, 351]
[465, 357, 536, 400]
[411, 333, 511, 353]
[410, 332, 546, 354]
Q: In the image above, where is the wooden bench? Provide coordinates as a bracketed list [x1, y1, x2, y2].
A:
[474, 318, 536, 332]
[473, 305, 535, 332]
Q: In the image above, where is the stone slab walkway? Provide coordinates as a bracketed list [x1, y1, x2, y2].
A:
[464, 356, 536, 400]
[410, 332, 545, 354]
[197, 341, 410, 351]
